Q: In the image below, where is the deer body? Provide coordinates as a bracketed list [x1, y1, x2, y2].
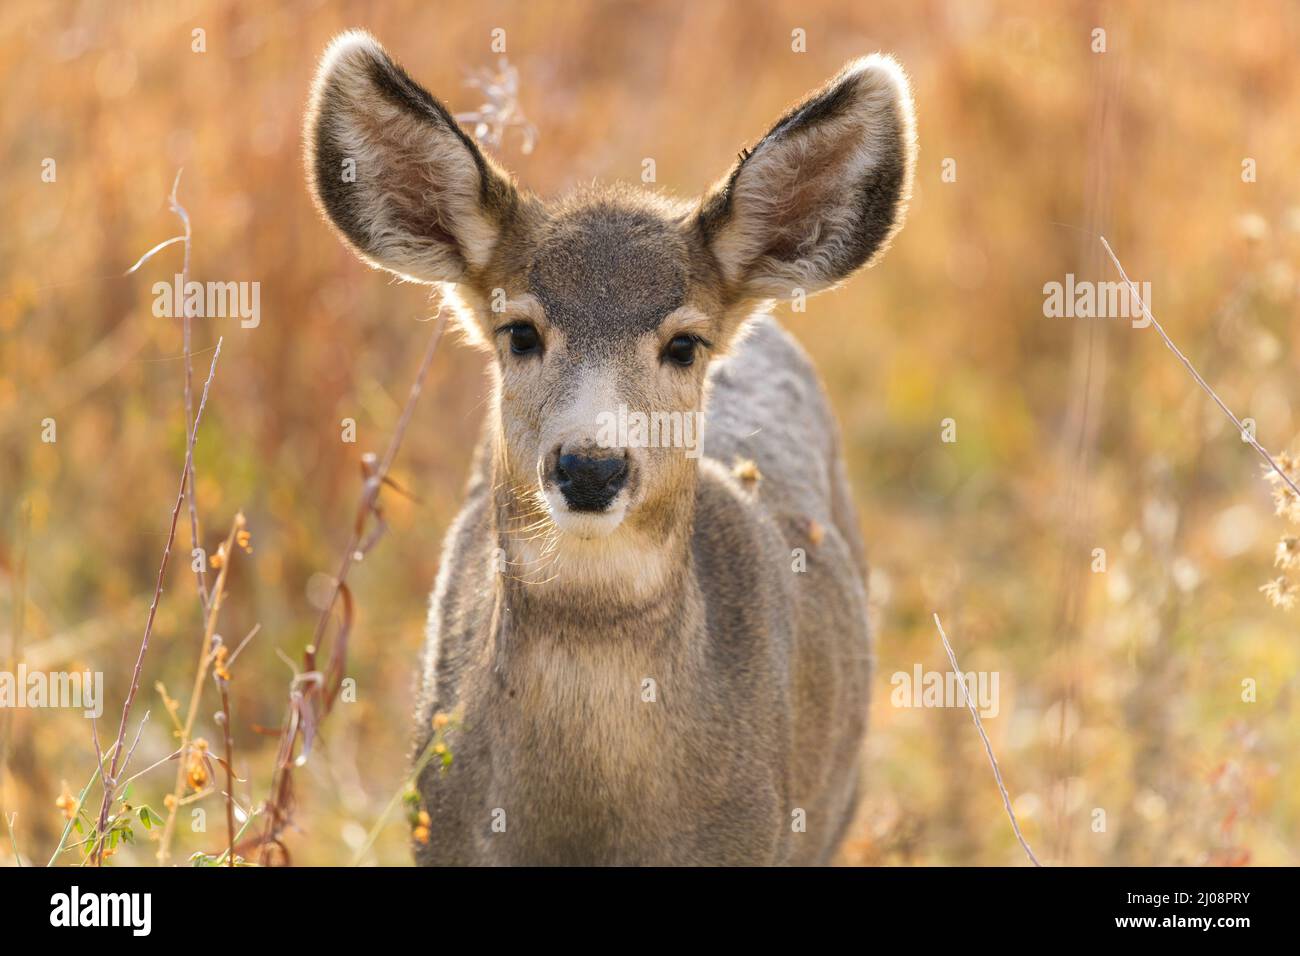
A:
[305, 31, 915, 865]
[412, 316, 870, 864]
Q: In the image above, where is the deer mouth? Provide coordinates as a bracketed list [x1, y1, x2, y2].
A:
[541, 485, 630, 540]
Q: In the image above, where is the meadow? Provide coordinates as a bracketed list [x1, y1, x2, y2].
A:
[1, 0, 1298, 865]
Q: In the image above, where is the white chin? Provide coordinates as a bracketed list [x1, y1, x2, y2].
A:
[543, 488, 628, 540]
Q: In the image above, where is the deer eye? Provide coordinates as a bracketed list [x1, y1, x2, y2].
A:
[505, 323, 541, 356]
[663, 334, 700, 367]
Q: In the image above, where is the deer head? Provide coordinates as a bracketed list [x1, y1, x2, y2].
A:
[306, 31, 915, 582]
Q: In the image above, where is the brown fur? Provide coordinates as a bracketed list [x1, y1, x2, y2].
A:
[304, 31, 916, 865]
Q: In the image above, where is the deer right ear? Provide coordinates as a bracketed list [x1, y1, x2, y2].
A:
[696, 54, 916, 303]
[304, 31, 518, 285]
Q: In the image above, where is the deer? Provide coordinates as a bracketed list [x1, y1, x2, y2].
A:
[304, 30, 915, 865]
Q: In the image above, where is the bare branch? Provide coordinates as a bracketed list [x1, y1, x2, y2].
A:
[257, 302, 449, 861]
[1101, 237, 1300, 500]
[91, 340, 223, 865]
[166, 170, 211, 615]
[227, 623, 261, 668]
[118, 710, 151, 781]
[124, 236, 186, 276]
[933, 612, 1042, 867]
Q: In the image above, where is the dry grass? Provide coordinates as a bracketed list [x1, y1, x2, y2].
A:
[2, 0, 1299, 866]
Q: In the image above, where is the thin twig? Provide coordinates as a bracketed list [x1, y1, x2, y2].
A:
[124, 236, 186, 276]
[214, 807, 259, 867]
[1, 503, 31, 822]
[213, 623, 259, 867]
[90, 716, 105, 798]
[169, 171, 210, 614]
[48, 746, 115, 865]
[5, 812, 20, 865]
[258, 302, 449, 860]
[91, 340, 223, 865]
[933, 612, 1042, 866]
[118, 710, 151, 782]
[1100, 237, 1300, 500]
[316, 305, 448, 648]
[216, 674, 236, 867]
[348, 733, 443, 866]
[226, 623, 261, 668]
[114, 747, 181, 794]
[155, 513, 242, 864]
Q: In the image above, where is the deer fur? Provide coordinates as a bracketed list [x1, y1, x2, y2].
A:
[305, 30, 916, 865]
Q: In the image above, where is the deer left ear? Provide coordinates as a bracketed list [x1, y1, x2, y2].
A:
[695, 54, 916, 303]
[304, 31, 519, 286]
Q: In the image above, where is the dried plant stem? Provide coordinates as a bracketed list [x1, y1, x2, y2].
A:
[348, 733, 441, 867]
[5, 812, 21, 865]
[215, 670, 237, 867]
[214, 807, 258, 867]
[318, 305, 448, 647]
[211, 623, 258, 867]
[155, 514, 241, 865]
[1101, 237, 1300, 500]
[91, 340, 222, 866]
[0, 503, 30, 823]
[259, 303, 449, 860]
[932, 612, 1042, 867]
[169, 170, 210, 615]
[113, 743, 177, 795]
[49, 746, 116, 865]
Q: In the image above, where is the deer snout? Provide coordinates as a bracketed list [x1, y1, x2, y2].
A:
[552, 447, 629, 512]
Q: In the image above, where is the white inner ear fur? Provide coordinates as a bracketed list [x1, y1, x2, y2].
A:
[708, 54, 916, 299]
[310, 32, 500, 284]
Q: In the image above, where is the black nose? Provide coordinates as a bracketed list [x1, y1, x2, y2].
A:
[555, 453, 628, 512]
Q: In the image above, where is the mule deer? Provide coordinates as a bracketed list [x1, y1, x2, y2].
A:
[305, 31, 915, 865]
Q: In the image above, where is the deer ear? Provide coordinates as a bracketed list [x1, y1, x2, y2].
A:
[304, 31, 518, 285]
[696, 55, 916, 302]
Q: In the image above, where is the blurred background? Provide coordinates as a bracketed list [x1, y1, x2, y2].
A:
[2, 0, 1298, 866]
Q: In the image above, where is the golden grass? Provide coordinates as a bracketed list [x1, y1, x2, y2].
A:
[2, 0, 1299, 865]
